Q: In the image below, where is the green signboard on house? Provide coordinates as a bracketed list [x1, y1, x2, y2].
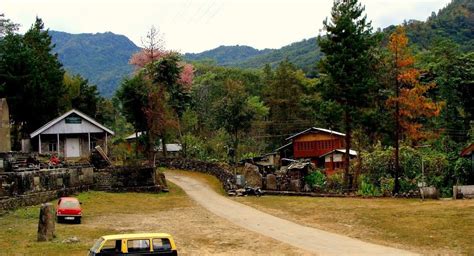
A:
[65, 116, 82, 124]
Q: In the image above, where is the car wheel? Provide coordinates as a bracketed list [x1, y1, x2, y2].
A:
[76, 217, 81, 224]
[57, 216, 62, 223]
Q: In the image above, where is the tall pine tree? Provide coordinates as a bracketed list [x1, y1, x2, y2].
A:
[318, 0, 377, 188]
[0, 17, 65, 142]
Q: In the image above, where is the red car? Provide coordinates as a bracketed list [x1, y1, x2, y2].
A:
[56, 197, 82, 224]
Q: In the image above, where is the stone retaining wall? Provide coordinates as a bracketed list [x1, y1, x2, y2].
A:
[453, 185, 474, 199]
[94, 166, 167, 193]
[0, 186, 90, 214]
[0, 165, 167, 214]
[157, 158, 235, 191]
[0, 167, 94, 214]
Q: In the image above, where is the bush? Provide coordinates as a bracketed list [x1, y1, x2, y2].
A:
[379, 177, 394, 196]
[358, 176, 381, 196]
[361, 143, 460, 196]
[304, 171, 326, 191]
[326, 172, 344, 193]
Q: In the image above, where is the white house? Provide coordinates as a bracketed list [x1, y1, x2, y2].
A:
[30, 109, 114, 158]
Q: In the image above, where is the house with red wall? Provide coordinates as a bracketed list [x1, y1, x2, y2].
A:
[284, 127, 356, 174]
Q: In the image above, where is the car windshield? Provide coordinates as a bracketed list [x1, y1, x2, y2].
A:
[90, 238, 104, 252]
[60, 200, 79, 209]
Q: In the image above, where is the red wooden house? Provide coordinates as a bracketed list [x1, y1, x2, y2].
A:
[284, 127, 356, 173]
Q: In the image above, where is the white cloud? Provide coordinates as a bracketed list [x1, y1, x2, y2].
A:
[2, 0, 451, 53]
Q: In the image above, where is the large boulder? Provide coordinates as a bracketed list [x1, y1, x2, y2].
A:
[289, 179, 301, 192]
[266, 174, 277, 190]
[242, 163, 262, 187]
[37, 203, 55, 241]
[420, 186, 439, 199]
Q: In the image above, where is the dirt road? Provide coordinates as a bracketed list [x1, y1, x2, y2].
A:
[166, 171, 418, 256]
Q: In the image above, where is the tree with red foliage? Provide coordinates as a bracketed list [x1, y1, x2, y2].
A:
[126, 26, 194, 163]
[386, 26, 443, 194]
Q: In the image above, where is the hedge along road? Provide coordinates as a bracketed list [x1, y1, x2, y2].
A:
[166, 171, 418, 256]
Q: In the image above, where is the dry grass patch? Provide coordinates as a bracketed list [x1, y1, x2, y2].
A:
[0, 176, 306, 255]
[235, 196, 474, 255]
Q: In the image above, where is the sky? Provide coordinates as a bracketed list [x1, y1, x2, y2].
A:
[3, 0, 452, 53]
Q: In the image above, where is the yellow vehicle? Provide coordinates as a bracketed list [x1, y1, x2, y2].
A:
[88, 233, 177, 256]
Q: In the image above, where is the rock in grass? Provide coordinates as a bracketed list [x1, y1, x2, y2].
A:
[62, 236, 80, 243]
[37, 203, 55, 242]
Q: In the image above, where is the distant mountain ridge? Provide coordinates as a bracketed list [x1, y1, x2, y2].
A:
[183, 38, 321, 76]
[49, 0, 472, 96]
[50, 30, 140, 97]
[184, 45, 273, 66]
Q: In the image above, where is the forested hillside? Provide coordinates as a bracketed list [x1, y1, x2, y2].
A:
[184, 38, 321, 76]
[45, 0, 472, 96]
[184, 45, 272, 66]
[385, 0, 474, 51]
[50, 31, 140, 97]
[186, 0, 473, 72]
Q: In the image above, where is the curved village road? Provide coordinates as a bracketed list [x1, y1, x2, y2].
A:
[166, 172, 418, 256]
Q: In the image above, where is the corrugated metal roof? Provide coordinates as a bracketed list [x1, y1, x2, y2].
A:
[125, 131, 144, 140]
[320, 148, 358, 158]
[275, 142, 293, 151]
[30, 109, 114, 138]
[285, 127, 345, 140]
[157, 143, 182, 152]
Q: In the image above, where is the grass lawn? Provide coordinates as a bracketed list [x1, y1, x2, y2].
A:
[0, 171, 305, 255]
[235, 195, 474, 254]
[170, 170, 474, 254]
[0, 182, 191, 255]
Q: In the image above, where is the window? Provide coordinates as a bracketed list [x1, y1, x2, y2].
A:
[59, 200, 79, 209]
[48, 143, 57, 152]
[127, 239, 150, 253]
[153, 238, 171, 251]
[100, 239, 122, 253]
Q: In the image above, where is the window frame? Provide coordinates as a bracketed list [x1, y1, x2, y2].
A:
[126, 239, 151, 253]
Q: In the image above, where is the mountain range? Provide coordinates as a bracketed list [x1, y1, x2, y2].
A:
[49, 0, 473, 97]
[50, 31, 140, 97]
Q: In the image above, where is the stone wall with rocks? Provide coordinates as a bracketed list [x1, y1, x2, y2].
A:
[0, 167, 93, 214]
[157, 158, 235, 190]
[0, 165, 168, 214]
[453, 185, 474, 199]
[94, 166, 167, 193]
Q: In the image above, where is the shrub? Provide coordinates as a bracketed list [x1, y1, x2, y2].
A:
[379, 177, 394, 196]
[326, 172, 344, 193]
[358, 176, 381, 196]
[304, 171, 326, 191]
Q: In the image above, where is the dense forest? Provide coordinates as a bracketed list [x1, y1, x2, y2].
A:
[0, 0, 473, 197]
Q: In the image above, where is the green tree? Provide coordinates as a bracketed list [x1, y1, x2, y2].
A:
[213, 80, 268, 162]
[318, 0, 377, 188]
[116, 73, 149, 135]
[0, 17, 65, 140]
[61, 73, 101, 118]
[0, 13, 19, 37]
[424, 40, 474, 144]
[263, 60, 313, 149]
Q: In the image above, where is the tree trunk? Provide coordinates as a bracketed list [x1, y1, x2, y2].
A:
[393, 100, 401, 194]
[393, 49, 401, 195]
[161, 135, 167, 158]
[134, 131, 139, 158]
[353, 134, 362, 190]
[344, 109, 352, 190]
[37, 203, 55, 242]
